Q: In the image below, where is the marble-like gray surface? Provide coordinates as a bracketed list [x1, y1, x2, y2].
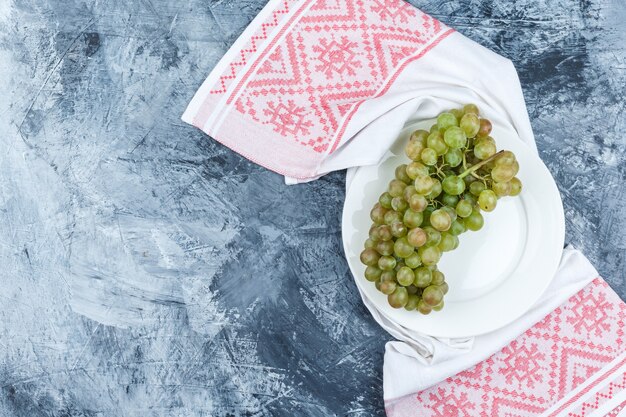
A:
[0, 0, 624, 415]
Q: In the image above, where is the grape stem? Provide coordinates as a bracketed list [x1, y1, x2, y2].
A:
[471, 171, 486, 181]
[458, 150, 504, 179]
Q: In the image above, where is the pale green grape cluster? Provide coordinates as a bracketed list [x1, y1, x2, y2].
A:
[360, 104, 522, 314]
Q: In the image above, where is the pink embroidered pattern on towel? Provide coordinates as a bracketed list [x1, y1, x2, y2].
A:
[185, 0, 451, 178]
[607, 399, 626, 417]
[385, 278, 626, 417]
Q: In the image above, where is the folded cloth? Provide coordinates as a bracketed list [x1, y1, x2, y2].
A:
[374, 247, 597, 399]
[385, 270, 626, 416]
[183, 0, 626, 414]
[182, 0, 534, 184]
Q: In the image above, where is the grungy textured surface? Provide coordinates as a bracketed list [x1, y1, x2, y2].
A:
[0, 0, 624, 416]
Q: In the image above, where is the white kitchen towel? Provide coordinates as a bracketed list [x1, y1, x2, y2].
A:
[383, 271, 625, 416]
[182, 0, 535, 184]
[182, 0, 604, 408]
[379, 246, 598, 401]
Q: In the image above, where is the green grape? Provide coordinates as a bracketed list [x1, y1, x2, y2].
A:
[406, 285, 419, 295]
[492, 181, 511, 197]
[370, 203, 387, 224]
[423, 226, 441, 247]
[369, 225, 380, 242]
[462, 192, 477, 207]
[390, 222, 408, 238]
[364, 238, 376, 249]
[511, 160, 520, 175]
[441, 193, 459, 207]
[442, 175, 466, 196]
[378, 255, 397, 271]
[465, 209, 484, 231]
[481, 136, 496, 146]
[393, 237, 415, 258]
[460, 113, 480, 137]
[380, 281, 397, 295]
[395, 164, 411, 183]
[473, 138, 496, 160]
[365, 266, 382, 282]
[379, 192, 393, 209]
[438, 282, 449, 295]
[478, 189, 497, 212]
[410, 129, 429, 144]
[438, 232, 459, 252]
[388, 179, 407, 197]
[448, 219, 466, 236]
[414, 175, 434, 195]
[496, 150, 516, 166]
[376, 225, 393, 241]
[360, 248, 380, 266]
[463, 174, 477, 186]
[380, 270, 396, 283]
[491, 163, 517, 183]
[375, 240, 394, 256]
[417, 299, 433, 314]
[414, 267, 432, 288]
[469, 181, 486, 196]
[391, 196, 408, 212]
[418, 245, 441, 266]
[450, 108, 464, 120]
[407, 227, 427, 247]
[463, 103, 479, 115]
[437, 112, 458, 130]
[422, 285, 444, 306]
[431, 270, 445, 285]
[421, 206, 434, 227]
[444, 148, 463, 167]
[443, 126, 467, 149]
[433, 301, 445, 311]
[409, 194, 428, 212]
[466, 152, 480, 165]
[405, 294, 420, 311]
[421, 148, 438, 165]
[405, 138, 425, 161]
[509, 177, 522, 196]
[406, 161, 429, 179]
[427, 132, 449, 155]
[396, 266, 415, 286]
[441, 206, 457, 223]
[375, 280, 382, 292]
[477, 118, 492, 137]
[455, 200, 473, 218]
[384, 210, 402, 225]
[388, 286, 409, 308]
[405, 252, 422, 269]
[403, 184, 417, 202]
[403, 209, 423, 228]
[430, 209, 452, 232]
[426, 178, 443, 199]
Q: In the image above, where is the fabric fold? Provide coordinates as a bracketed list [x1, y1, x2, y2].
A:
[182, 0, 625, 414]
[382, 246, 598, 401]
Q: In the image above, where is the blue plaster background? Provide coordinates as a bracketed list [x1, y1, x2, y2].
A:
[0, 0, 624, 415]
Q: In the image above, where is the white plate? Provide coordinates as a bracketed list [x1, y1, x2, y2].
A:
[342, 119, 564, 338]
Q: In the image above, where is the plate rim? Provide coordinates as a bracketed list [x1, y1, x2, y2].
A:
[342, 119, 565, 338]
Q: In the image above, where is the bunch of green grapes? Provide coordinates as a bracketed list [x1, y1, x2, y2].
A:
[360, 104, 522, 314]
